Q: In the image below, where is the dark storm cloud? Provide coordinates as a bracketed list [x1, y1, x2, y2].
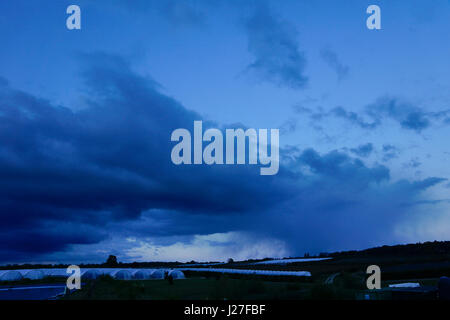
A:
[112, 147, 446, 256]
[0, 226, 105, 262]
[0, 53, 297, 261]
[298, 148, 389, 187]
[246, 148, 445, 254]
[0, 54, 446, 262]
[243, 5, 308, 89]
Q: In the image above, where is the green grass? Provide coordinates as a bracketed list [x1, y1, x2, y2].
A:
[0, 276, 66, 287]
[64, 276, 315, 300]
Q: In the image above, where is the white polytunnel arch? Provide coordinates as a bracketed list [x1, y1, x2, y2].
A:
[23, 270, 45, 280]
[41, 269, 68, 277]
[177, 268, 311, 277]
[133, 269, 154, 280]
[150, 269, 165, 279]
[168, 270, 185, 279]
[112, 269, 133, 280]
[0, 270, 23, 281]
[82, 269, 102, 280]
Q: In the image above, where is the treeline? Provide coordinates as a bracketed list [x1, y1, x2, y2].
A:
[0, 261, 183, 271]
[331, 241, 450, 258]
[2, 241, 450, 270]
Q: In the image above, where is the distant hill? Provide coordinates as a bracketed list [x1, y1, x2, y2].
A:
[331, 241, 450, 258]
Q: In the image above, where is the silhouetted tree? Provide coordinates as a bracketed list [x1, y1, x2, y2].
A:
[106, 255, 118, 266]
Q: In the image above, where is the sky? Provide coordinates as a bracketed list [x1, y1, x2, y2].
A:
[0, 0, 449, 264]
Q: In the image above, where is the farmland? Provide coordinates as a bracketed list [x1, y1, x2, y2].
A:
[1, 241, 449, 300]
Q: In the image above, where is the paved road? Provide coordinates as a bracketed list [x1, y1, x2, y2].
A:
[0, 284, 66, 300]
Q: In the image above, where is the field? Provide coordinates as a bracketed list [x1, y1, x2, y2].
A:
[63, 275, 360, 300]
[1, 241, 449, 300]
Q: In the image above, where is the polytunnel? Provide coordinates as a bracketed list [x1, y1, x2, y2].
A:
[0, 270, 23, 281]
[133, 269, 153, 280]
[41, 269, 67, 277]
[112, 269, 132, 280]
[23, 270, 45, 280]
[168, 270, 185, 279]
[82, 269, 102, 280]
[150, 269, 165, 279]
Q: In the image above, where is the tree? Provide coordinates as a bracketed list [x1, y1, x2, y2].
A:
[227, 258, 234, 264]
[106, 255, 118, 266]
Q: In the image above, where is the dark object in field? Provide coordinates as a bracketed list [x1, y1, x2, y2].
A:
[438, 276, 450, 300]
[164, 270, 174, 284]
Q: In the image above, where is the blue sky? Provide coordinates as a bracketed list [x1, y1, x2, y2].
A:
[0, 0, 449, 263]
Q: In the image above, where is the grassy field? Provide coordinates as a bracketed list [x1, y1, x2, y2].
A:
[1, 241, 448, 300]
[63, 274, 368, 300]
[0, 276, 66, 287]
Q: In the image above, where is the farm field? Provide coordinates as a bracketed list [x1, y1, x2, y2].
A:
[1, 241, 449, 300]
[64, 277, 325, 300]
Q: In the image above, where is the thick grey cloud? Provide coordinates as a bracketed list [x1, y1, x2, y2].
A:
[0, 53, 296, 261]
[0, 54, 446, 263]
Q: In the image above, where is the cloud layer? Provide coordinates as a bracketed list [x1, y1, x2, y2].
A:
[0, 54, 446, 263]
[295, 97, 450, 133]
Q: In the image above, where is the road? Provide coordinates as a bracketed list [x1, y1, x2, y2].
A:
[0, 284, 66, 300]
